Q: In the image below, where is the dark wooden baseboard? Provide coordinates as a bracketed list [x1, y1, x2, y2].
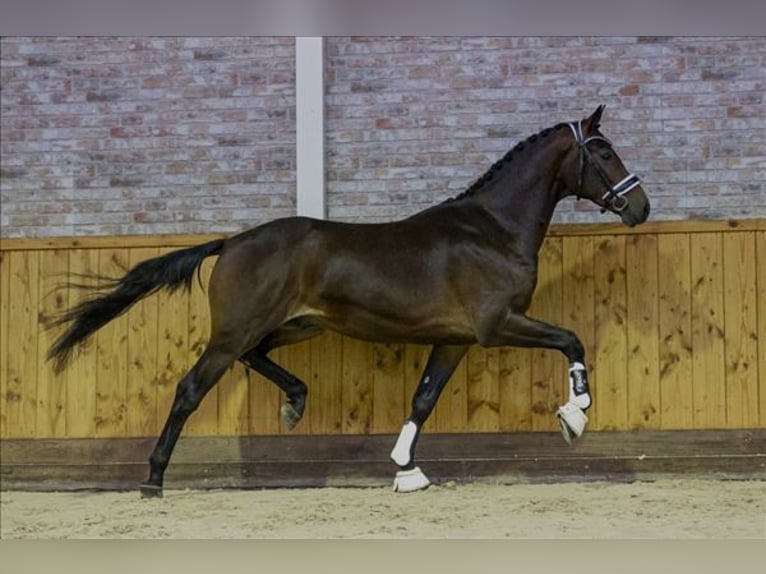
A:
[1, 430, 764, 491]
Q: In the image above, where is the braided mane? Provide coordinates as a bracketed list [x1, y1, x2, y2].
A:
[444, 122, 568, 203]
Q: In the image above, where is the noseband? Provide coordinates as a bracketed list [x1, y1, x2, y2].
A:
[568, 121, 641, 212]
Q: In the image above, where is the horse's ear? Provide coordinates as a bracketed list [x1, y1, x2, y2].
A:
[585, 104, 606, 130]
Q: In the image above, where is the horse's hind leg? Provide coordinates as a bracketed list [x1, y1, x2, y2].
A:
[239, 322, 324, 430]
[391, 344, 468, 493]
[140, 345, 236, 498]
[240, 349, 308, 430]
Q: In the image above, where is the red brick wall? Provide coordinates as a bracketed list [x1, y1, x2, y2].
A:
[2, 36, 764, 237]
[1, 37, 296, 237]
[324, 36, 765, 224]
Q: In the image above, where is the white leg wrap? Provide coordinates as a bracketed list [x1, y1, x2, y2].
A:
[393, 466, 431, 493]
[390, 421, 418, 467]
[568, 361, 592, 410]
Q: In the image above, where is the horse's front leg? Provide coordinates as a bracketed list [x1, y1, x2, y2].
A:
[478, 311, 592, 444]
[390, 344, 468, 492]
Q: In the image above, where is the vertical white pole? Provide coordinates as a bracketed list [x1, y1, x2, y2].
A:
[295, 37, 325, 219]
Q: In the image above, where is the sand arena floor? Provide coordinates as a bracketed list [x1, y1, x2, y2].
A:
[1, 478, 764, 539]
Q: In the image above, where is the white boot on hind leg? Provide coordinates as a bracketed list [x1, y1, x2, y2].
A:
[393, 466, 431, 493]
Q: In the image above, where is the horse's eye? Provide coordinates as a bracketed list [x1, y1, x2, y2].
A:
[601, 151, 613, 160]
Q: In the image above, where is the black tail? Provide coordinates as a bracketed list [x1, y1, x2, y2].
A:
[48, 239, 225, 373]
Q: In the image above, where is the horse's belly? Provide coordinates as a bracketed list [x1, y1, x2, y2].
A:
[309, 304, 477, 346]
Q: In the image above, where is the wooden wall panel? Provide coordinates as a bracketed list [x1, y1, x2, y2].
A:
[340, 337, 373, 434]
[1, 220, 764, 440]
[65, 250, 100, 438]
[308, 331, 343, 434]
[434, 354, 468, 432]
[498, 347, 532, 431]
[593, 236, 628, 430]
[757, 232, 766, 428]
[36, 250, 69, 438]
[690, 234, 727, 428]
[95, 249, 129, 438]
[124, 248, 159, 438]
[6, 251, 40, 438]
[467, 346, 500, 432]
[371, 343, 405, 433]
[626, 234, 661, 429]
[722, 233, 759, 428]
[0, 250, 9, 437]
[657, 234, 694, 429]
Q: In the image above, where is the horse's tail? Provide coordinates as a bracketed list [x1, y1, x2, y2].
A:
[48, 239, 225, 373]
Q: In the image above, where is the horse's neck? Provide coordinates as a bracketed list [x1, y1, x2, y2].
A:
[477, 155, 565, 253]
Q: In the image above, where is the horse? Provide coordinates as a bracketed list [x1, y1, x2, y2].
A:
[48, 105, 650, 497]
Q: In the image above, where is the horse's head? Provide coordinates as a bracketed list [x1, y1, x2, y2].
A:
[564, 105, 650, 227]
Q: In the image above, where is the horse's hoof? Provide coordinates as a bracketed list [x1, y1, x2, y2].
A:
[281, 403, 302, 431]
[557, 402, 588, 445]
[393, 467, 431, 493]
[139, 483, 164, 499]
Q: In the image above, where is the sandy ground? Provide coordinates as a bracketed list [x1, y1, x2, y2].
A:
[1, 479, 764, 539]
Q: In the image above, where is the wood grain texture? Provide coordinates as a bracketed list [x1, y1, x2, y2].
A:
[690, 234, 726, 429]
[626, 234, 661, 429]
[95, 249, 129, 438]
[341, 337, 373, 434]
[498, 347, 532, 431]
[125, 248, 159, 438]
[657, 234, 694, 429]
[308, 332, 343, 434]
[36, 250, 69, 438]
[371, 343, 405, 433]
[64, 250, 100, 438]
[0, 250, 9, 437]
[6, 252, 41, 438]
[467, 347, 500, 432]
[3, 222, 766, 440]
[593, 235, 628, 430]
[434, 353, 468, 433]
[757, 232, 766, 428]
[722, 232, 759, 428]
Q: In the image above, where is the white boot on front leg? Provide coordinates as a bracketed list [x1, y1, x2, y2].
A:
[557, 403, 588, 444]
[557, 362, 591, 445]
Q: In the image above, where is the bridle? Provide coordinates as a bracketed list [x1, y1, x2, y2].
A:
[568, 120, 641, 213]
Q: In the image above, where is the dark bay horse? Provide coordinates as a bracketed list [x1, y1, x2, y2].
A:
[49, 105, 649, 496]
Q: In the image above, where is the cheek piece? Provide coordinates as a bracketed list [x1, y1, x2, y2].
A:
[567, 120, 641, 213]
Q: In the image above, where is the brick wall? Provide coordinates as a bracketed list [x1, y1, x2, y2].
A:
[1, 37, 296, 238]
[325, 36, 766, 224]
[2, 36, 765, 238]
